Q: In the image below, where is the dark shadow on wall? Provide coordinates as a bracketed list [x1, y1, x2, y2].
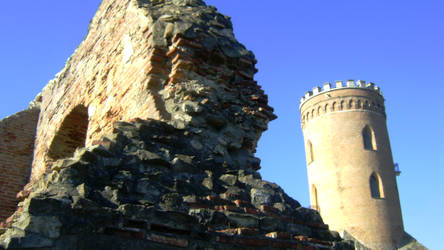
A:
[48, 105, 89, 160]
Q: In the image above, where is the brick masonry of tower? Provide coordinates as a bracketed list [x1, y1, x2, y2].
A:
[299, 80, 427, 250]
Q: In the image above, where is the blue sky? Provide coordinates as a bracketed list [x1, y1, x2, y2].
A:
[1, 1, 443, 248]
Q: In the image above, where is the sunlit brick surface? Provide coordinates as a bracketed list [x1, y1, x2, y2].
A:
[300, 84, 404, 249]
[0, 108, 39, 220]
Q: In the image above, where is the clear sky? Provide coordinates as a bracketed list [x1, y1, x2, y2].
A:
[1, 1, 443, 248]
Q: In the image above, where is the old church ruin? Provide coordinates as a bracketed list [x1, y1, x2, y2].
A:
[1, 0, 359, 249]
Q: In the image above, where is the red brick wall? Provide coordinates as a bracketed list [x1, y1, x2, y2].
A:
[31, 0, 164, 180]
[0, 108, 40, 221]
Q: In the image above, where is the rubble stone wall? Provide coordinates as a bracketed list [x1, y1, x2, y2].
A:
[1, 119, 354, 249]
[0, 108, 39, 221]
[31, 0, 164, 180]
[31, 0, 270, 181]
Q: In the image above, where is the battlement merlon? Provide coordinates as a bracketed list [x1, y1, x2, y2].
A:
[299, 79, 384, 108]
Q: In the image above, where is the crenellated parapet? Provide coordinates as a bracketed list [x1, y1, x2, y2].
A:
[300, 80, 382, 107]
[299, 80, 386, 128]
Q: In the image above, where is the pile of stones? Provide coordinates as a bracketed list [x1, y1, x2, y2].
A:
[1, 118, 353, 249]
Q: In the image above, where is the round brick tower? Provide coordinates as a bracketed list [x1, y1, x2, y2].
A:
[299, 80, 404, 249]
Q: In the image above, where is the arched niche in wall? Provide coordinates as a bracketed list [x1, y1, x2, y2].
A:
[48, 105, 89, 160]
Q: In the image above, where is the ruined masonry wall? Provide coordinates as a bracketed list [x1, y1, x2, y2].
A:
[0, 108, 40, 221]
[31, 0, 263, 180]
[32, 0, 164, 179]
[0, 1, 356, 249]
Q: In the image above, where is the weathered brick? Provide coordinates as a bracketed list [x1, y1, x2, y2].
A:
[234, 199, 250, 207]
[280, 216, 293, 223]
[244, 207, 260, 215]
[302, 245, 316, 250]
[237, 237, 269, 247]
[0, 108, 39, 221]
[174, 37, 203, 49]
[216, 228, 237, 236]
[307, 237, 333, 246]
[265, 232, 291, 240]
[224, 205, 243, 212]
[237, 227, 260, 236]
[294, 235, 308, 241]
[206, 195, 232, 205]
[271, 241, 302, 249]
[147, 234, 189, 248]
[187, 202, 212, 209]
[216, 235, 233, 244]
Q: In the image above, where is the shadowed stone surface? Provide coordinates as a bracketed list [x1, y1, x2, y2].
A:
[1, 119, 353, 249]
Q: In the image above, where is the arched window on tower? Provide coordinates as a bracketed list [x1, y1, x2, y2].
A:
[311, 184, 320, 212]
[364, 100, 369, 109]
[370, 172, 384, 199]
[362, 125, 377, 150]
[306, 140, 314, 164]
[348, 99, 353, 109]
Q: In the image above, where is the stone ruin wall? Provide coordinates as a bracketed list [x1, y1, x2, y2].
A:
[0, 107, 40, 221]
[31, 0, 263, 181]
[0, 0, 357, 249]
[31, 0, 165, 180]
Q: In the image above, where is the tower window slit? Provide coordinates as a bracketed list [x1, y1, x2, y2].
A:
[362, 125, 377, 150]
[307, 140, 314, 164]
[370, 172, 385, 199]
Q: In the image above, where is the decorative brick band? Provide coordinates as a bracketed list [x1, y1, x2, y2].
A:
[299, 80, 387, 129]
[301, 95, 386, 127]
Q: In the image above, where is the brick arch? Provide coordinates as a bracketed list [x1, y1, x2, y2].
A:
[47, 105, 89, 160]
